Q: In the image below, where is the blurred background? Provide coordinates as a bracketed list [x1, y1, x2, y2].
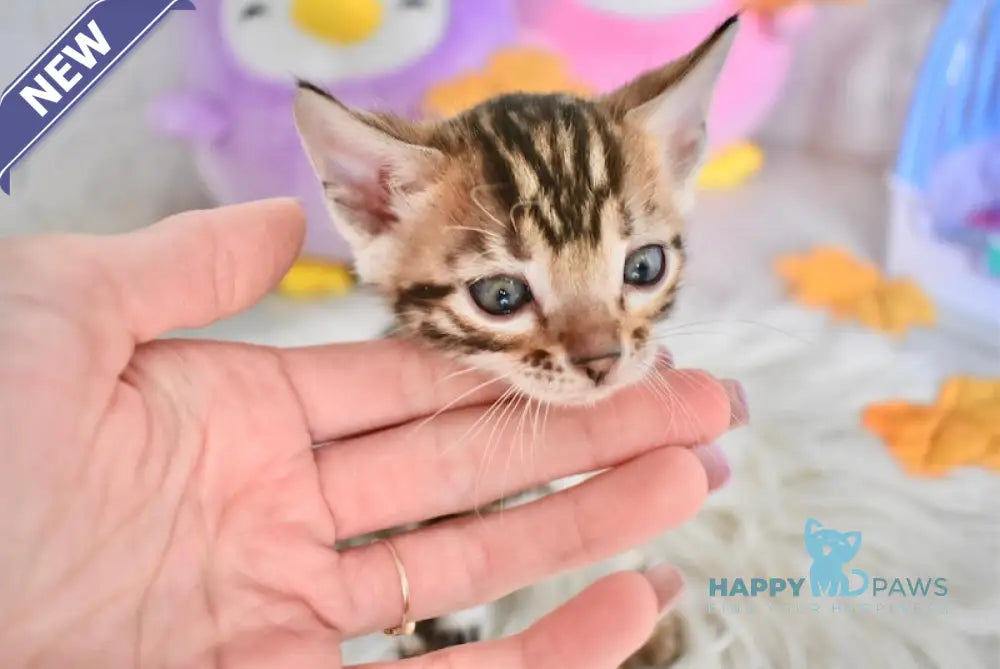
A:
[0, 0, 947, 236]
[1, 1, 998, 667]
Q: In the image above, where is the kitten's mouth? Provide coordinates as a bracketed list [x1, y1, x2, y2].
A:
[510, 354, 656, 407]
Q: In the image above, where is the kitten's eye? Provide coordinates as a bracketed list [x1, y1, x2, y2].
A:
[624, 245, 667, 286]
[469, 276, 533, 316]
[240, 2, 267, 20]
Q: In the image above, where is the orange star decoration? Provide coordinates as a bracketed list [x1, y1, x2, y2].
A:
[775, 247, 937, 336]
[423, 48, 593, 118]
[863, 377, 1000, 477]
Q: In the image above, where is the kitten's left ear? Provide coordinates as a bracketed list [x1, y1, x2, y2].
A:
[843, 532, 861, 549]
[601, 16, 739, 211]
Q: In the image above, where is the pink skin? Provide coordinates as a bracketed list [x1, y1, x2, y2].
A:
[0, 199, 743, 669]
[516, 0, 814, 152]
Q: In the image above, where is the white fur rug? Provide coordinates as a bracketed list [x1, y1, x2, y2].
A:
[490, 296, 1000, 669]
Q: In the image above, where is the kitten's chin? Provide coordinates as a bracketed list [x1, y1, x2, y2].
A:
[516, 384, 622, 407]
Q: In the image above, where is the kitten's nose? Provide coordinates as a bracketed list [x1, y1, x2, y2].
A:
[563, 323, 621, 385]
[570, 350, 621, 385]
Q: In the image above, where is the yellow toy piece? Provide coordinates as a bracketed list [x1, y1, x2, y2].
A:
[776, 247, 937, 336]
[290, 0, 383, 46]
[423, 48, 592, 118]
[697, 143, 765, 189]
[278, 258, 356, 299]
[864, 377, 1000, 477]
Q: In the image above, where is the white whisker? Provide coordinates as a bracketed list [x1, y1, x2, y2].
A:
[474, 390, 524, 514]
[434, 365, 488, 386]
[408, 373, 510, 441]
[441, 385, 515, 458]
[655, 318, 813, 346]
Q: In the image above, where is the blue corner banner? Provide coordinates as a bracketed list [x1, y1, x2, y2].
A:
[0, 0, 195, 195]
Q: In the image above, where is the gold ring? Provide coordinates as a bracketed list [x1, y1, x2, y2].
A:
[380, 539, 416, 636]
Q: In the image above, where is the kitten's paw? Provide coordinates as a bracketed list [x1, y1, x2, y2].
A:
[620, 611, 686, 669]
[396, 606, 489, 659]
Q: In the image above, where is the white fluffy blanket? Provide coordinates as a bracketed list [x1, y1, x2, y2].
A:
[493, 297, 1000, 669]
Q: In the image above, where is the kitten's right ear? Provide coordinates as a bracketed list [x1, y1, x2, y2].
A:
[293, 83, 445, 250]
[805, 518, 822, 535]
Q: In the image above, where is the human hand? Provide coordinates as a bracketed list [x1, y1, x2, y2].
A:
[0, 199, 742, 668]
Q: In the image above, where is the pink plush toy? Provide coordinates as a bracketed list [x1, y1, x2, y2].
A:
[517, 0, 814, 186]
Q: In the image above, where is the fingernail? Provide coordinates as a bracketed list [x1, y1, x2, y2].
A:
[692, 443, 731, 491]
[721, 379, 749, 427]
[643, 563, 686, 613]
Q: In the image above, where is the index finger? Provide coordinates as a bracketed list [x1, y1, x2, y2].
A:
[278, 339, 738, 447]
[278, 337, 508, 442]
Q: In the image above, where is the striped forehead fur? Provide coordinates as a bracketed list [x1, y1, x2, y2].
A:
[432, 93, 630, 255]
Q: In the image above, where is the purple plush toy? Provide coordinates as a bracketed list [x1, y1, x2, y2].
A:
[154, 0, 518, 266]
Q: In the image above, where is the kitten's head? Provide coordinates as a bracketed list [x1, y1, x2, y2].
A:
[805, 519, 862, 565]
[294, 18, 738, 405]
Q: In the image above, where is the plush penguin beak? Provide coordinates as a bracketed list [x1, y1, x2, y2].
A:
[291, 0, 384, 46]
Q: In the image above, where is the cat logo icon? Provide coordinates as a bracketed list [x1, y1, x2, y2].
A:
[804, 518, 870, 597]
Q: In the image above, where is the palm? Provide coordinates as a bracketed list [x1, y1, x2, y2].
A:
[105, 342, 344, 666]
[1, 200, 738, 669]
[4, 306, 342, 666]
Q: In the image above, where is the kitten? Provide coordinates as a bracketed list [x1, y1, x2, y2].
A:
[294, 16, 738, 667]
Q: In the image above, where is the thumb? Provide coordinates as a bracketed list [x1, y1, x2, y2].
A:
[99, 199, 306, 341]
